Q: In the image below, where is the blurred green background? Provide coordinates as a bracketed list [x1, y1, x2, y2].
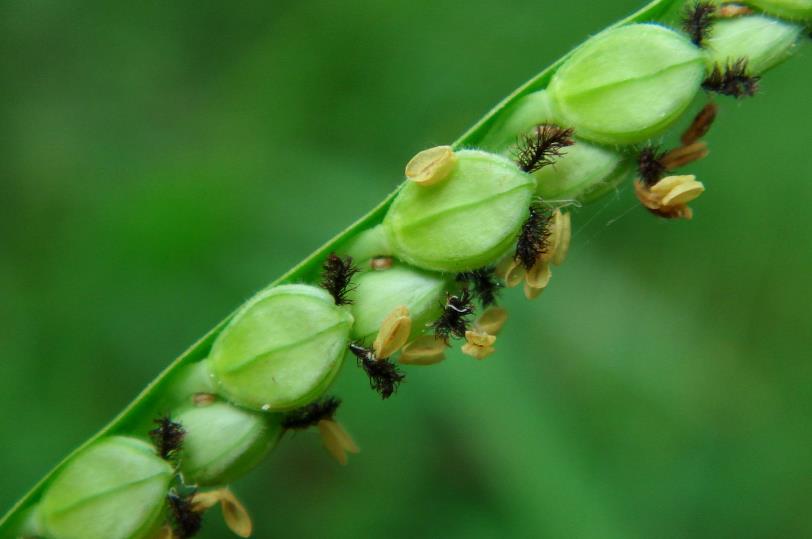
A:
[2, 1, 811, 537]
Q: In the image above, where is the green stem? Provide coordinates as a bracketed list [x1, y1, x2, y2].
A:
[0, 0, 791, 534]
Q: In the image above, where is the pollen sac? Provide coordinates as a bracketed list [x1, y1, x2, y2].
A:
[547, 24, 705, 144]
[39, 436, 173, 539]
[384, 150, 536, 273]
[743, 0, 812, 20]
[209, 284, 354, 411]
[399, 335, 447, 365]
[177, 402, 283, 486]
[373, 306, 412, 359]
[635, 174, 706, 219]
[705, 15, 803, 74]
[348, 264, 447, 344]
[405, 146, 458, 186]
[461, 330, 497, 360]
[532, 138, 627, 201]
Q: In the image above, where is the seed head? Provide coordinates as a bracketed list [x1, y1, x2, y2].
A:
[321, 253, 359, 306]
[513, 124, 575, 174]
[702, 59, 760, 98]
[282, 397, 341, 430]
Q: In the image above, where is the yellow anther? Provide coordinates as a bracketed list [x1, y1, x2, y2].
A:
[525, 261, 552, 290]
[318, 419, 360, 465]
[523, 282, 546, 300]
[475, 307, 508, 335]
[192, 488, 253, 538]
[552, 211, 571, 266]
[635, 175, 705, 220]
[373, 305, 412, 359]
[461, 330, 496, 360]
[405, 146, 458, 186]
[496, 256, 525, 288]
[399, 335, 447, 365]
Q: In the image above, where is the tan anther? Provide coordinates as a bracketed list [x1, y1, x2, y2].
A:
[192, 489, 252, 538]
[370, 256, 393, 271]
[496, 256, 525, 288]
[661, 141, 709, 170]
[405, 146, 458, 186]
[399, 335, 447, 365]
[552, 211, 571, 266]
[718, 3, 753, 18]
[318, 419, 360, 465]
[681, 103, 718, 146]
[635, 175, 705, 220]
[475, 307, 508, 335]
[373, 305, 411, 359]
[525, 260, 552, 290]
[540, 210, 563, 264]
[192, 392, 216, 407]
[523, 282, 546, 300]
[461, 330, 496, 360]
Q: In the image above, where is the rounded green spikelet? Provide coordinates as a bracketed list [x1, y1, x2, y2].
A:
[208, 284, 354, 411]
[480, 90, 555, 152]
[39, 436, 172, 539]
[384, 149, 536, 273]
[547, 23, 705, 144]
[705, 14, 802, 74]
[744, 0, 812, 20]
[532, 138, 627, 200]
[348, 264, 447, 341]
[177, 401, 282, 486]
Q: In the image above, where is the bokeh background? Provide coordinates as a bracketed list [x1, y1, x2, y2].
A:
[2, 1, 811, 537]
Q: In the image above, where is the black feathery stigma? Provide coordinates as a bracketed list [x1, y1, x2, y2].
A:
[682, 1, 716, 47]
[638, 145, 668, 187]
[167, 487, 202, 539]
[514, 202, 553, 271]
[349, 343, 405, 400]
[150, 415, 185, 461]
[431, 289, 475, 344]
[702, 59, 760, 98]
[513, 124, 575, 174]
[282, 396, 341, 430]
[456, 267, 500, 308]
[321, 252, 359, 306]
